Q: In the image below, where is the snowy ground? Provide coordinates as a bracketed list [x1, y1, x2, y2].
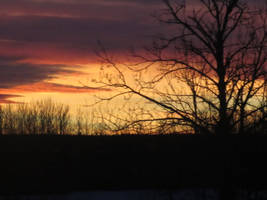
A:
[1, 189, 267, 200]
[0, 190, 214, 200]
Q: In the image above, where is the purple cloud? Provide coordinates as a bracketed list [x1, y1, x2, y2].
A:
[0, 0, 164, 55]
[0, 56, 76, 88]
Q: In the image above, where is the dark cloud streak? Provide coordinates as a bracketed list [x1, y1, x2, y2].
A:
[0, 94, 22, 104]
[0, 56, 76, 88]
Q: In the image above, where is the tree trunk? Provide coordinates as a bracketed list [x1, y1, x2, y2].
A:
[216, 38, 231, 135]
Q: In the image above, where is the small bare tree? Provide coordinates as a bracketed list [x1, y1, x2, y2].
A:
[94, 0, 267, 135]
[0, 106, 3, 135]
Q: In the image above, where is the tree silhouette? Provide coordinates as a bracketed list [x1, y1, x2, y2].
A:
[95, 0, 267, 135]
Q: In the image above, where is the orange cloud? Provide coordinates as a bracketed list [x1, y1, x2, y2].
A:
[0, 82, 111, 94]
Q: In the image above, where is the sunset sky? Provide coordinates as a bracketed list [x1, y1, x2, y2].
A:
[0, 0, 164, 106]
[0, 0, 265, 107]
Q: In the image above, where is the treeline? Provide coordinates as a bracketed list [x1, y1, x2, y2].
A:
[0, 99, 266, 135]
[0, 100, 172, 135]
[0, 100, 107, 135]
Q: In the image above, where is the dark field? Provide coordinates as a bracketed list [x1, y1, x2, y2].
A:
[0, 135, 267, 196]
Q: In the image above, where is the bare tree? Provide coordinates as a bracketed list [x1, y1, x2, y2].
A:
[94, 0, 267, 135]
[0, 106, 3, 135]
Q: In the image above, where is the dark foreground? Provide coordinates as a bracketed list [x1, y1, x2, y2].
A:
[0, 135, 267, 199]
